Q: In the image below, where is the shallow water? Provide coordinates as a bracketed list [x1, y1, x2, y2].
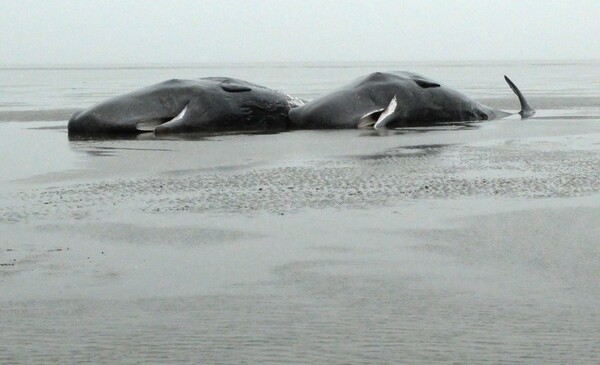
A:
[1, 61, 600, 364]
[2, 60, 600, 115]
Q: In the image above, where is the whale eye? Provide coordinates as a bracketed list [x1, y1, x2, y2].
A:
[480, 113, 488, 120]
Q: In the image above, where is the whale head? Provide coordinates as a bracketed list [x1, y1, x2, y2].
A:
[68, 79, 199, 135]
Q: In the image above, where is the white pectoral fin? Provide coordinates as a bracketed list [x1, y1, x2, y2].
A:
[152, 103, 191, 134]
[357, 108, 385, 128]
[136, 120, 164, 131]
[374, 95, 397, 129]
[136, 103, 190, 132]
[165, 103, 189, 124]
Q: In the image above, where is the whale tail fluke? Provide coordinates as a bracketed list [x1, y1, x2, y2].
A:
[504, 75, 535, 119]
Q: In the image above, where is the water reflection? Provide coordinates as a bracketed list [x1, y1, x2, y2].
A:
[67, 128, 287, 142]
[67, 121, 478, 144]
[354, 144, 454, 161]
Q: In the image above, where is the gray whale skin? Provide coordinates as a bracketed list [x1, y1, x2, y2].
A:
[68, 77, 304, 135]
[289, 71, 535, 129]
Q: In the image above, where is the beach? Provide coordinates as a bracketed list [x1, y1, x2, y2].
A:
[1, 61, 600, 364]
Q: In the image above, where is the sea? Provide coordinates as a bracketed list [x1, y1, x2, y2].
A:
[1, 61, 600, 364]
[1, 60, 599, 183]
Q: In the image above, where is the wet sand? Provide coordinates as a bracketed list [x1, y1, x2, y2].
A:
[1, 112, 600, 363]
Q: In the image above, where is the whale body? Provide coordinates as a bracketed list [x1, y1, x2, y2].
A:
[289, 71, 535, 129]
[68, 77, 304, 135]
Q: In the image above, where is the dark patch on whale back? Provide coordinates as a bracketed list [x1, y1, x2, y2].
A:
[362, 72, 441, 89]
[413, 79, 441, 89]
[220, 83, 253, 93]
[385, 71, 441, 88]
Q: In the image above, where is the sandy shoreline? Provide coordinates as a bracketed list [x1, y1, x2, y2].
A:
[1, 116, 600, 363]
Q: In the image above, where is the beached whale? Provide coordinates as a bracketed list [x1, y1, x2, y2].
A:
[288, 71, 535, 129]
[68, 77, 304, 135]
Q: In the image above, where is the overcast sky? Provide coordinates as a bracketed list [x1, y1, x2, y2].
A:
[1, 0, 599, 65]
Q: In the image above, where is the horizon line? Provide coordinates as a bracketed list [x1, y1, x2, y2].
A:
[1, 58, 600, 70]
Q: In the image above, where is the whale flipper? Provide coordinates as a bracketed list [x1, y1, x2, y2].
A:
[357, 108, 385, 128]
[136, 119, 165, 132]
[356, 95, 399, 129]
[152, 103, 192, 134]
[504, 75, 535, 119]
[374, 95, 398, 129]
